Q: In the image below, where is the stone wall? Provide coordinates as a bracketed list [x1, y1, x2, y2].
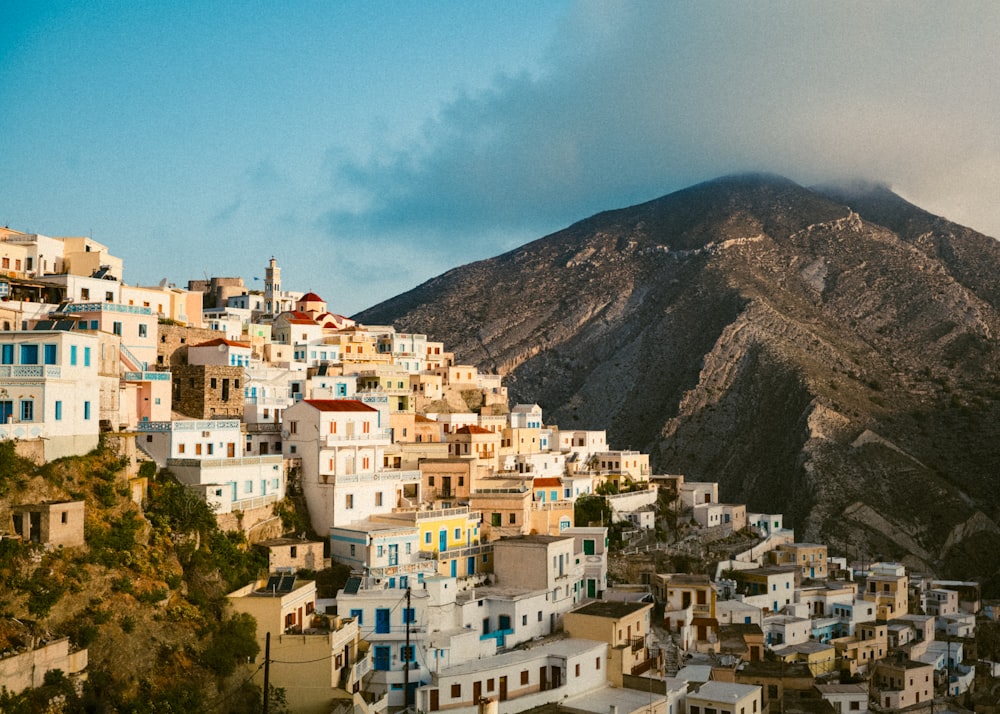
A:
[171, 364, 245, 419]
[157, 323, 229, 369]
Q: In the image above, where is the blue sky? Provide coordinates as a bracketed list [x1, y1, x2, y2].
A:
[2, 2, 998, 315]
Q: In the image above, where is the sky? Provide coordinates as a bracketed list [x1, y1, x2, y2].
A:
[1, 2, 998, 315]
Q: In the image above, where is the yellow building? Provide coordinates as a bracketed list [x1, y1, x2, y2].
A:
[374, 506, 488, 579]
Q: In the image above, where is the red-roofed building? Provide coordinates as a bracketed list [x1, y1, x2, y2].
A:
[188, 337, 252, 367]
[447, 423, 501, 474]
[532, 477, 564, 504]
[282, 399, 421, 534]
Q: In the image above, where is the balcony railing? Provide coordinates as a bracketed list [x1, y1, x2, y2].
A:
[0, 365, 61, 378]
[325, 429, 391, 445]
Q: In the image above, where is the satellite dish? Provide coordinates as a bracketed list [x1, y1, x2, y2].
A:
[158, 278, 168, 287]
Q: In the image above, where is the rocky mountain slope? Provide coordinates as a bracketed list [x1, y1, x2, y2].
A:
[356, 174, 1000, 590]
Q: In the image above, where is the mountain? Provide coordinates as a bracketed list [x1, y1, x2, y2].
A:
[355, 174, 1000, 590]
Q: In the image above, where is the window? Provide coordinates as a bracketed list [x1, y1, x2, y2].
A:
[346, 494, 354, 509]
[522, 614, 527, 626]
[19, 344, 39, 364]
[80, 287, 89, 300]
[596, 657, 601, 670]
[244, 480, 253, 493]
[70, 345, 78, 365]
[83, 401, 91, 420]
[350, 544, 355, 557]
[428, 476, 435, 486]
[113, 321, 122, 336]
[20, 400, 33, 421]
[138, 324, 148, 338]
[0, 344, 12, 364]
[54, 401, 62, 420]
[377, 545, 384, 558]
[520, 670, 529, 685]
[178, 444, 185, 454]
[508, 513, 516, 524]
[424, 532, 431, 544]
[43, 344, 56, 364]
[288, 421, 297, 434]
[450, 684, 462, 699]
[403, 608, 416, 624]
[575, 663, 580, 677]
[400, 645, 414, 662]
[375, 492, 383, 507]
[849, 703, 860, 711]
[454, 527, 461, 540]
[487, 678, 494, 691]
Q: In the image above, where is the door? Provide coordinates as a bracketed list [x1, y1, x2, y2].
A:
[373, 645, 390, 671]
[430, 690, 439, 711]
[473, 681, 482, 703]
[227, 442, 235, 457]
[388, 544, 398, 566]
[540, 666, 548, 691]
[439, 529, 447, 553]
[499, 676, 507, 701]
[467, 557, 475, 575]
[0, 401, 12, 423]
[375, 608, 390, 634]
[450, 559, 457, 577]
[587, 579, 596, 598]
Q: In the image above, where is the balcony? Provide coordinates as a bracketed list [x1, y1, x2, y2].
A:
[245, 422, 281, 434]
[0, 365, 61, 378]
[324, 429, 391, 446]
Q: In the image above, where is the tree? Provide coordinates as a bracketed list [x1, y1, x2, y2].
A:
[201, 613, 260, 677]
[574, 494, 611, 528]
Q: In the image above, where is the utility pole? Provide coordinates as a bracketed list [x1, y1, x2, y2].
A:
[404, 586, 411, 712]
[262, 631, 271, 714]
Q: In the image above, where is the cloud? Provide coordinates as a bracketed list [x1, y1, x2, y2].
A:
[323, 1, 1000, 248]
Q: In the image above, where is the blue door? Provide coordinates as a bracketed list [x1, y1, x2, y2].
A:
[439, 529, 447, 553]
[467, 557, 475, 575]
[374, 646, 390, 671]
[375, 608, 390, 634]
[0, 401, 11, 424]
[450, 559, 457, 577]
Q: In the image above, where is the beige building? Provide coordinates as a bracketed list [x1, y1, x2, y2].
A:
[0, 636, 88, 696]
[863, 562, 908, 620]
[687, 681, 763, 714]
[227, 575, 376, 714]
[564, 600, 656, 685]
[770, 543, 829, 583]
[873, 659, 933, 709]
[255, 537, 327, 572]
[11, 500, 85, 547]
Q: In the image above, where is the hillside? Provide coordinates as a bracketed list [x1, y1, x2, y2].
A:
[0, 443, 274, 712]
[356, 174, 1000, 590]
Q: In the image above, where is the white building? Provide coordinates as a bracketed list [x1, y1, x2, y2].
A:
[283, 399, 421, 534]
[0, 329, 100, 459]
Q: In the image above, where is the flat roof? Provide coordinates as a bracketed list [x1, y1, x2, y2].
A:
[569, 600, 651, 619]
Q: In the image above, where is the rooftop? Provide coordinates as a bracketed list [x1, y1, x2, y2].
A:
[569, 600, 651, 619]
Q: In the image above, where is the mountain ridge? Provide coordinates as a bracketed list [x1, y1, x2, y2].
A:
[355, 174, 1000, 590]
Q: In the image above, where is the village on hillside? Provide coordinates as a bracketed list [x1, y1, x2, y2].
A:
[2, 227, 999, 714]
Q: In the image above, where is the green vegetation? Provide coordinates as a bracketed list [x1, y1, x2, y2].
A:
[0, 445, 274, 712]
